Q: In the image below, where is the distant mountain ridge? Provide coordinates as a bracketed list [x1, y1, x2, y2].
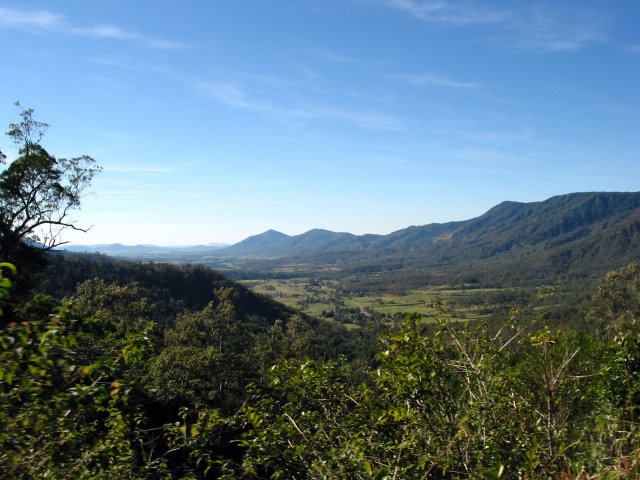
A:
[211, 191, 640, 286]
[220, 228, 376, 257]
[65, 192, 640, 286]
[216, 191, 640, 257]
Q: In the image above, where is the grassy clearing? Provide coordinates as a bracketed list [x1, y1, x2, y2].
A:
[240, 278, 505, 322]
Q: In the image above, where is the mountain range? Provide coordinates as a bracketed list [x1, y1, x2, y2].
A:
[64, 192, 640, 287]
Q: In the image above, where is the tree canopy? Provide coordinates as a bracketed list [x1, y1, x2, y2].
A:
[0, 104, 100, 263]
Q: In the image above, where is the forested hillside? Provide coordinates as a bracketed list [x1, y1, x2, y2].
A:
[36, 252, 381, 362]
[5, 255, 640, 477]
[219, 192, 640, 288]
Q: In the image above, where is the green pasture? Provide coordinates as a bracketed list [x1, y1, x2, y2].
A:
[241, 278, 503, 322]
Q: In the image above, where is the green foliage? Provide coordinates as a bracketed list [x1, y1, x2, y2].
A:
[38, 254, 296, 330]
[0, 269, 177, 478]
[148, 287, 255, 411]
[235, 358, 373, 478]
[0, 301, 165, 478]
[0, 262, 17, 314]
[57, 278, 158, 406]
[254, 314, 313, 371]
[228, 301, 640, 478]
[9, 237, 640, 478]
[590, 262, 640, 335]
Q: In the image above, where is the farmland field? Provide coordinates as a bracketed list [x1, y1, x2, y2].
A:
[241, 278, 514, 324]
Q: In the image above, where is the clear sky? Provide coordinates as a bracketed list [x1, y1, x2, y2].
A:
[1, 1, 639, 245]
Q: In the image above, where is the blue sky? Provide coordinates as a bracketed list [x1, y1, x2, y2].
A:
[1, 1, 639, 245]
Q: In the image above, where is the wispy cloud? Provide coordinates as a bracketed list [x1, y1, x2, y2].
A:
[395, 73, 484, 90]
[0, 6, 185, 49]
[506, 6, 606, 53]
[93, 55, 403, 131]
[382, 1, 607, 53]
[192, 78, 403, 131]
[75, 24, 185, 49]
[384, 0, 506, 24]
[0, 7, 63, 29]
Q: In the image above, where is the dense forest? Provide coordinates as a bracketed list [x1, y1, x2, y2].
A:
[3, 109, 640, 478]
[5, 254, 640, 478]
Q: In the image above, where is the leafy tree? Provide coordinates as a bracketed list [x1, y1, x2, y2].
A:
[0, 267, 169, 479]
[590, 262, 640, 336]
[0, 103, 101, 264]
[148, 287, 256, 411]
[254, 314, 313, 373]
[588, 261, 640, 466]
[65, 278, 158, 374]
